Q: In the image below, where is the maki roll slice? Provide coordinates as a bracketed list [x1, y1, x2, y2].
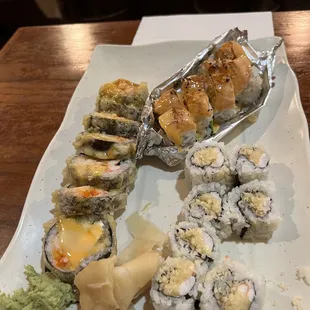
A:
[185, 141, 235, 188]
[181, 75, 213, 139]
[96, 78, 148, 122]
[64, 154, 137, 191]
[226, 180, 281, 241]
[153, 89, 185, 116]
[180, 183, 234, 240]
[150, 257, 197, 310]
[52, 186, 127, 217]
[230, 145, 270, 184]
[197, 257, 264, 310]
[158, 107, 197, 147]
[83, 112, 140, 138]
[43, 214, 117, 283]
[73, 132, 136, 160]
[168, 221, 219, 274]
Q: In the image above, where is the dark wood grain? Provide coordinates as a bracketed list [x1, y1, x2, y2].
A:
[0, 12, 310, 256]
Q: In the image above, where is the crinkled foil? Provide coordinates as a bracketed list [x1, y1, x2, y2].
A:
[136, 28, 283, 166]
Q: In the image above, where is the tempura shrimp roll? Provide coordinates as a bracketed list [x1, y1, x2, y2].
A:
[185, 141, 235, 188]
[182, 75, 213, 138]
[230, 145, 270, 184]
[73, 132, 136, 160]
[158, 107, 197, 147]
[168, 221, 219, 274]
[64, 154, 136, 191]
[226, 180, 281, 241]
[150, 257, 197, 310]
[153, 89, 185, 115]
[52, 186, 127, 216]
[83, 112, 139, 138]
[96, 79, 148, 121]
[197, 257, 264, 310]
[43, 214, 117, 284]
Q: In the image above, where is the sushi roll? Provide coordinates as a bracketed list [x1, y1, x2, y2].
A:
[181, 75, 213, 138]
[96, 78, 148, 122]
[153, 88, 185, 115]
[180, 183, 234, 240]
[52, 186, 128, 216]
[150, 257, 197, 310]
[168, 221, 219, 274]
[158, 107, 197, 147]
[43, 214, 117, 283]
[215, 41, 248, 61]
[185, 141, 235, 188]
[73, 131, 136, 160]
[197, 257, 264, 310]
[83, 112, 139, 138]
[226, 180, 281, 241]
[230, 145, 270, 184]
[64, 154, 137, 191]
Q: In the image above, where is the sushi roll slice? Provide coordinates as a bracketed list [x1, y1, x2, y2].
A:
[153, 88, 185, 116]
[73, 132, 136, 160]
[230, 145, 270, 184]
[158, 108, 197, 147]
[185, 141, 235, 188]
[52, 186, 127, 216]
[96, 78, 148, 121]
[180, 183, 234, 240]
[43, 214, 117, 283]
[168, 221, 219, 274]
[181, 75, 213, 139]
[150, 257, 197, 310]
[215, 41, 248, 61]
[197, 257, 264, 310]
[226, 180, 281, 241]
[83, 112, 139, 138]
[64, 154, 137, 191]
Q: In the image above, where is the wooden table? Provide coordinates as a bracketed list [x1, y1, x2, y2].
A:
[0, 11, 309, 256]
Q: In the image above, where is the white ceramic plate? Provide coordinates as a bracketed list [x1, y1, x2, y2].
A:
[1, 39, 310, 310]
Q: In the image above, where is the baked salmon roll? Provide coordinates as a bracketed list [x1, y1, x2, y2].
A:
[158, 107, 197, 147]
[180, 183, 235, 240]
[64, 154, 137, 191]
[230, 145, 270, 184]
[226, 180, 282, 241]
[197, 257, 264, 310]
[43, 214, 117, 283]
[150, 257, 197, 310]
[83, 112, 139, 138]
[73, 132, 136, 160]
[153, 89, 185, 115]
[182, 75, 213, 139]
[52, 186, 127, 216]
[96, 78, 148, 121]
[185, 141, 235, 188]
[215, 41, 248, 61]
[168, 221, 219, 275]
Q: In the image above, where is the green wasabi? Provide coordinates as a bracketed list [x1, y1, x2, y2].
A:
[0, 265, 76, 310]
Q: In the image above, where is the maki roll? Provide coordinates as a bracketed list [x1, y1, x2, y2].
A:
[185, 141, 235, 188]
[73, 132, 136, 160]
[64, 154, 137, 191]
[52, 186, 127, 216]
[180, 183, 233, 240]
[226, 180, 281, 241]
[43, 214, 117, 283]
[150, 257, 197, 310]
[168, 221, 219, 274]
[96, 78, 148, 121]
[158, 107, 197, 147]
[230, 145, 270, 184]
[181, 75, 213, 138]
[197, 257, 264, 310]
[153, 88, 185, 116]
[83, 112, 139, 138]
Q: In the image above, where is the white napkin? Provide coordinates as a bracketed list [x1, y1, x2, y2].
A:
[132, 12, 274, 45]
